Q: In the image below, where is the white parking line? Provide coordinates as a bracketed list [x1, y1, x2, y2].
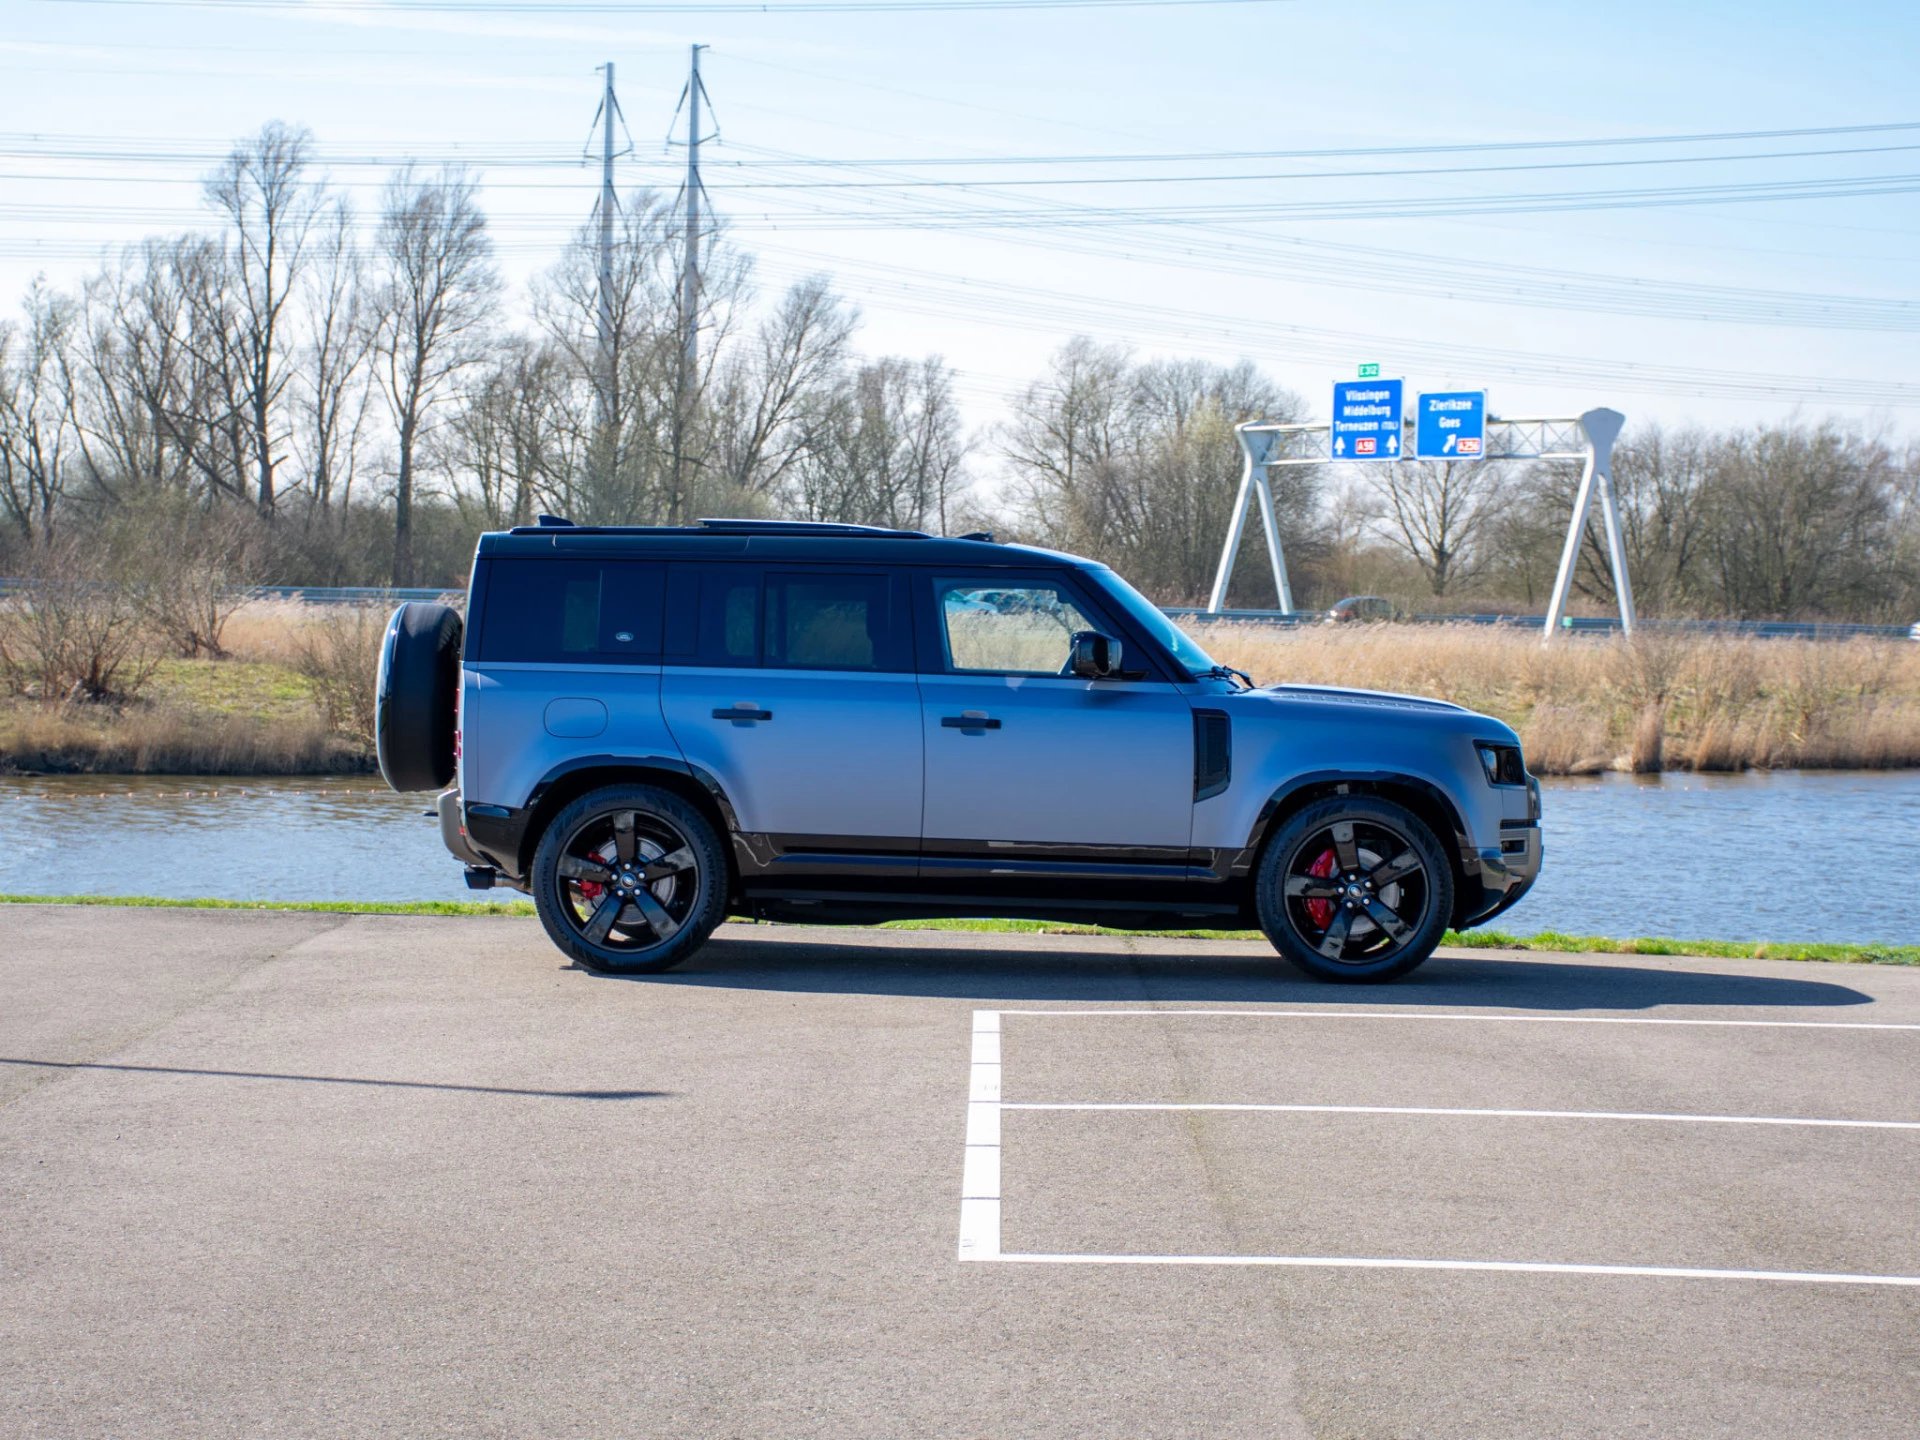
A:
[986, 1253, 1920, 1287]
[957, 1010, 1002, 1260]
[998, 1008, 1920, 1030]
[961, 1007, 1920, 1286]
[1001, 1102, 1920, 1130]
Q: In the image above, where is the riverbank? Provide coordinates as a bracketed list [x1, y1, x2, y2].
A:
[3, 894, 1915, 966]
[1193, 621, 1920, 774]
[2, 603, 1915, 776]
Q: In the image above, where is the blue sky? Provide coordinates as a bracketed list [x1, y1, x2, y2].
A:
[4, 0, 1918, 433]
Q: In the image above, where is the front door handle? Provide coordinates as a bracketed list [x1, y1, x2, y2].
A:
[941, 712, 1001, 730]
[712, 705, 773, 722]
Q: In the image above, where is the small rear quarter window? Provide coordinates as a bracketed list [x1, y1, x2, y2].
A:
[478, 559, 666, 663]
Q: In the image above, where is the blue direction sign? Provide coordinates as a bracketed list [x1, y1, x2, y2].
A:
[1416, 390, 1487, 460]
[1331, 378, 1403, 461]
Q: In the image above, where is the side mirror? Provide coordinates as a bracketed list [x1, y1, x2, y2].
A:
[1069, 630, 1123, 679]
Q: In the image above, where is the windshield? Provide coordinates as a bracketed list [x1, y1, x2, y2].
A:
[1088, 569, 1220, 679]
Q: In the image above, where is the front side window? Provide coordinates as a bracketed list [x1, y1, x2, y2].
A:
[479, 560, 665, 663]
[936, 578, 1097, 675]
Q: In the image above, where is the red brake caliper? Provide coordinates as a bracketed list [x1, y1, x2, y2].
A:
[1303, 847, 1338, 930]
[576, 842, 616, 903]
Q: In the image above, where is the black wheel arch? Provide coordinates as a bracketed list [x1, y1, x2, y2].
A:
[1235, 771, 1478, 926]
[468, 754, 740, 893]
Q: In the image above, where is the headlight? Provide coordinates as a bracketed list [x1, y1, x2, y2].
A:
[1475, 741, 1526, 787]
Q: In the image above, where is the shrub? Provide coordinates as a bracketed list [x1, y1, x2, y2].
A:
[290, 602, 386, 742]
[0, 537, 158, 703]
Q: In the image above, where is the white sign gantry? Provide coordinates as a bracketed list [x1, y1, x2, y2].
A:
[1207, 407, 1636, 639]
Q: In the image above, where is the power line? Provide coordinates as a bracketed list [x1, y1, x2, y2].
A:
[38, 0, 1292, 12]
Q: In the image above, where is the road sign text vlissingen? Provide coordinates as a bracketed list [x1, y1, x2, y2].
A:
[1415, 390, 1487, 460]
[1331, 378, 1404, 461]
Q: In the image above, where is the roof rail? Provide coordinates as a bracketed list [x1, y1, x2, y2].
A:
[502, 517, 937, 540]
[694, 518, 931, 539]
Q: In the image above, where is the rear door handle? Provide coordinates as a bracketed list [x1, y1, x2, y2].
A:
[712, 705, 773, 722]
[942, 712, 1001, 730]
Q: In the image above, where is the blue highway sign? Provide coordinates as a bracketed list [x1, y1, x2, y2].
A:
[1331, 378, 1403, 461]
[1416, 390, 1487, 460]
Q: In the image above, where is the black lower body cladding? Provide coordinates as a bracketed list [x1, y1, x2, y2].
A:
[376, 601, 463, 793]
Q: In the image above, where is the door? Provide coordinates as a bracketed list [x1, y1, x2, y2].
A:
[917, 573, 1196, 851]
[660, 564, 922, 845]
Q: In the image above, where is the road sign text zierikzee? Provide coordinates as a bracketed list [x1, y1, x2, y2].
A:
[1331, 378, 1404, 461]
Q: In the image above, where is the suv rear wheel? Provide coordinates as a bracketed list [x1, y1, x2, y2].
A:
[531, 784, 728, 974]
[1255, 794, 1453, 983]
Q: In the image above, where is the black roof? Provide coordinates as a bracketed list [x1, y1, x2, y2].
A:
[477, 516, 1086, 569]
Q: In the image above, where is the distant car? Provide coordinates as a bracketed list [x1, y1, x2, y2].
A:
[1326, 595, 1402, 624]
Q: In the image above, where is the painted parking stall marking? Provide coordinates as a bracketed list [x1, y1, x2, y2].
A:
[956, 1008, 1920, 1287]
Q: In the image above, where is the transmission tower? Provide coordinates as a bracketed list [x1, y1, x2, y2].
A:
[668, 43, 713, 520]
[585, 62, 631, 469]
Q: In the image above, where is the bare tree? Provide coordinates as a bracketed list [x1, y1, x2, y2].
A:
[1000, 337, 1137, 552]
[205, 122, 321, 517]
[441, 338, 575, 528]
[0, 280, 78, 544]
[1370, 457, 1503, 596]
[1000, 340, 1306, 599]
[372, 166, 498, 585]
[712, 274, 857, 501]
[788, 354, 967, 530]
[297, 197, 374, 513]
[1704, 420, 1906, 617]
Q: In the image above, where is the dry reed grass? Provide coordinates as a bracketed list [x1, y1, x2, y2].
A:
[1189, 621, 1920, 776]
[0, 700, 369, 775]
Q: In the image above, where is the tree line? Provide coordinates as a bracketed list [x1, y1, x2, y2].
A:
[2, 123, 1916, 621]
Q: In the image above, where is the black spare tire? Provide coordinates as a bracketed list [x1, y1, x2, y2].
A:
[376, 600, 462, 793]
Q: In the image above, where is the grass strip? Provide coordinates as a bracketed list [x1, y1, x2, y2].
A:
[0, 893, 1914, 966]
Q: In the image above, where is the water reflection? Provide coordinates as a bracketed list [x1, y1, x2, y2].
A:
[1, 769, 1915, 944]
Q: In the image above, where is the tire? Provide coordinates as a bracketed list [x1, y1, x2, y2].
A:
[1254, 794, 1453, 983]
[375, 601, 462, 793]
[530, 784, 728, 975]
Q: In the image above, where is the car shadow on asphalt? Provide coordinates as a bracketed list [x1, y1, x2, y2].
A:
[602, 936, 1879, 1011]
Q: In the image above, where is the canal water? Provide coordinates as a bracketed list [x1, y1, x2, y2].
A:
[0, 770, 1915, 945]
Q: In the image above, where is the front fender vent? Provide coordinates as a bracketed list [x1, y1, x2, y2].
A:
[1193, 710, 1231, 802]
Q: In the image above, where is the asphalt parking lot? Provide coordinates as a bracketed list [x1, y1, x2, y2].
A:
[4, 906, 1918, 1439]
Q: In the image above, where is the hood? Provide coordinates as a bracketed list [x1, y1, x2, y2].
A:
[1258, 682, 1468, 715]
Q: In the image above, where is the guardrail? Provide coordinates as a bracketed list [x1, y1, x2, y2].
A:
[4, 581, 1914, 641]
[1167, 607, 1917, 641]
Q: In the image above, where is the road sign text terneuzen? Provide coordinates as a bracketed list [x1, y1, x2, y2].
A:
[1331, 378, 1404, 461]
[1415, 390, 1487, 460]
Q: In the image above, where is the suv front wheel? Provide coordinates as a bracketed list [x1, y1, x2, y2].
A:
[1255, 794, 1453, 983]
[531, 784, 728, 974]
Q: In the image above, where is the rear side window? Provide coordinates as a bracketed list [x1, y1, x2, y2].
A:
[478, 560, 666, 663]
[766, 573, 894, 670]
[673, 565, 907, 671]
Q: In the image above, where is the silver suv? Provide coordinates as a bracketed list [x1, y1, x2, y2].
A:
[376, 518, 1541, 982]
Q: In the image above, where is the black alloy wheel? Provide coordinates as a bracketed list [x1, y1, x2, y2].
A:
[1254, 794, 1453, 983]
[531, 784, 727, 974]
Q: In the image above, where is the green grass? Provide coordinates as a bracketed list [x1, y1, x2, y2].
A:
[0, 893, 1914, 966]
[148, 659, 319, 720]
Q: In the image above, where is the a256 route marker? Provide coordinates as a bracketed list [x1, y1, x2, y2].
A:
[1330, 377, 1404, 460]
